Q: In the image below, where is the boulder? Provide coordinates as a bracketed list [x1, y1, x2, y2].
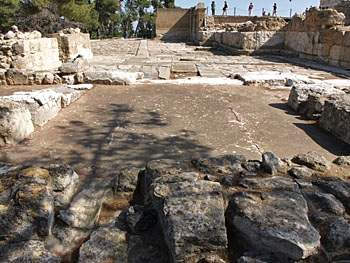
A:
[78, 226, 128, 263]
[0, 101, 34, 146]
[291, 151, 330, 172]
[226, 190, 321, 260]
[84, 70, 144, 85]
[150, 172, 228, 262]
[0, 167, 54, 242]
[287, 84, 345, 116]
[319, 94, 350, 145]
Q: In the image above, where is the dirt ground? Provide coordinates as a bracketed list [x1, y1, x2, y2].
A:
[1, 83, 349, 179]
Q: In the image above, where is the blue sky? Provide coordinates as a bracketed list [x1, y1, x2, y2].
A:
[174, 0, 320, 17]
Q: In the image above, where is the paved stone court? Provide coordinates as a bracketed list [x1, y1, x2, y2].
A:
[1, 39, 349, 178]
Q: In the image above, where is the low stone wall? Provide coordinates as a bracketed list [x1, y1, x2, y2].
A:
[0, 84, 92, 146]
[49, 28, 93, 63]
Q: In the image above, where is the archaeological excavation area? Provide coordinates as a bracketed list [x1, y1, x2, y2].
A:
[0, 5, 350, 263]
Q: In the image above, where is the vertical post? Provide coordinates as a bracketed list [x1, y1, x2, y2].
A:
[234, 7, 236, 16]
[262, 8, 264, 16]
[290, 9, 292, 17]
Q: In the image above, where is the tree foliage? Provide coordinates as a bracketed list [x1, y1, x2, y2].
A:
[0, 0, 176, 38]
[0, 0, 20, 32]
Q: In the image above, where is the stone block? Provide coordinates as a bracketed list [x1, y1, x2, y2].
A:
[150, 172, 227, 262]
[5, 69, 30, 85]
[0, 101, 34, 146]
[227, 190, 320, 260]
[319, 94, 350, 145]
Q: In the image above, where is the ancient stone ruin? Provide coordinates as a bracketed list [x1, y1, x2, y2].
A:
[0, 152, 349, 262]
[0, 3, 349, 263]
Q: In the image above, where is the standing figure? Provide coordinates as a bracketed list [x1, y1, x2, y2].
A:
[272, 3, 277, 16]
[222, 1, 228, 15]
[248, 2, 254, 16]
[211, 1, 216, 15]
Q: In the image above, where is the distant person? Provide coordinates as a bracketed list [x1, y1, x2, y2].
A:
[248, 3, 254, 16]
[272, 3, 277, 16]
[222, 1, 228, 15]
[4, 25, 18, 39]
[211, 1, 216, 15]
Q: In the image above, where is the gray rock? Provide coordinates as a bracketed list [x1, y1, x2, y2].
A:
[313, 179, 350, 212]
[323, 217, 350, 252]
[333, 156, 350, 166]
[58, 178, 108, 229]
[0, 167, 54, 242]
[0, 240, 61, 263]
[78, 226, 128, 263]
[45, 164, 80, 208]
[287, 84, 345, 114]
[59, 57, 90, 74]
[319, 94, 350, 145]
[150, 172, 227, 262]
[128, 234, 170, 263]
[291, 151, 330, 172]
[192, 155, 246, 174]
[84, 70, 143, 85]
[288, 166, 314, 179]
[237, 176, 301, 193]
[307, 192, 346, 216]
[0, 102, 34, 146]
[227, 191, 321, 260]
[261, 152, 283, 175]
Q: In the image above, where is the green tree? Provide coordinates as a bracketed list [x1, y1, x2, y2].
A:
[0, 0, 20, 32]
[94, 0, 122, 37]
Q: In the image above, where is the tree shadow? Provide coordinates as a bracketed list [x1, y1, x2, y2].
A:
[52, 103, 212, 177]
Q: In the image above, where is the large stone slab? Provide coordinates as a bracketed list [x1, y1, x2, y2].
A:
[227, 190, 321, 260]
[319, 94, 350, 145]
[150, 172, 227, 262]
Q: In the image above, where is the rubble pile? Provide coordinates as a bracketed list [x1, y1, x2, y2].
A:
[0, 152, 349, 262]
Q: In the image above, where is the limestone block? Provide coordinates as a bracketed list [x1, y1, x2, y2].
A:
[316, 43, 331, 59]
[78, 227, 128, 263]
[343, 31, 350, 47]
[11, 38, 61, 71]
[288, 84, 345, 114]
[227, 190, 321, 260]
[5, 69, 30, 85]
[58, 178, 108, 229]
[150, 172, 227, 262]
[59, 57, 90, 74]
[319, 94, 350, 145]
[329, 45, 344, 66]
[0, 101, 34, 146]
[0, 240, 61, 263]
[0, 167, 55, 241]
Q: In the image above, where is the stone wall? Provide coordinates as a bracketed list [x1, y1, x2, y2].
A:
[156, 8, 192, 40]
[196, 7, 350, 69]
[284, 7, 350, 68]
[49, 28, 93, 63]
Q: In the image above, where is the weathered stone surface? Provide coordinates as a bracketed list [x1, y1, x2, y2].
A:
[333, 155, 350, 166]
[150, 172, 228, 262]
[78, 226, 128, 263]
[0, 240, 61, 263]
[45, 164, 80, 209]
[288, 166, 314, 179]
[192, 155, 246, 174]
[291, 151, 331, 172]
[227, 190, 321, 260]
[84, 70, 144, 85]
[0, 167, 54, 242]
[261, 152, 283, 175]
[237, 176, 301, 193]
[0, 102, 34, 146]
[58, 178, 108, 229]
[313, 179, 350, 212]
[319, 94, 350, 145]
[59, 56, 90, 74]
[287, 84, 345, 114]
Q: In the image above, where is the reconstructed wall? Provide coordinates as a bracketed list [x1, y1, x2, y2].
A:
[156, 8, 191, 40]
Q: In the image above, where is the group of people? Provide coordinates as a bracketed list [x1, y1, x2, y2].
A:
[210, 1, 278, 17]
